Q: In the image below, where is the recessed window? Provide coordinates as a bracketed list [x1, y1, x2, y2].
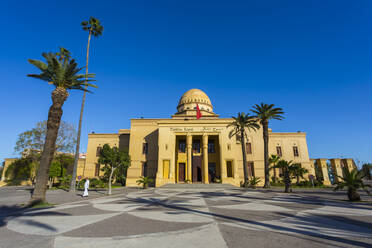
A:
[246, 142, 252, 154]
[276, 146, 282, 157]
[226, 161, 233, 177]
[193, 140, 201, 153]
[247, 162, 255, 178]
[96, 146, 102, 157]
[208, 140, 215, 153]
[236, 134, 241, 144]
[95, 163, 100, 176]
[293, 146, 299, 157]
[179, 140, 186, 153]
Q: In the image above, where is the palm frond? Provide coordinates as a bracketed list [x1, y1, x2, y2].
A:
[27, 49, 96, 92]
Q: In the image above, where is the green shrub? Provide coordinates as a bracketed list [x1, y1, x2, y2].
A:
[82, 178, 107, 188]
[59, 175, 72, 188]
[249, 177, 261, 189]
[136, 176, 153, 189]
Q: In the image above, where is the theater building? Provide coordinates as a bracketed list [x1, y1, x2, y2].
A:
[84, 89, 323, 187]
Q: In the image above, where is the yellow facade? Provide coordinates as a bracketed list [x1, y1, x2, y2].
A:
[81, 89, 323, 187]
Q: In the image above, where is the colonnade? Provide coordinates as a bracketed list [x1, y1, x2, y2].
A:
[312, 158, 356, 185]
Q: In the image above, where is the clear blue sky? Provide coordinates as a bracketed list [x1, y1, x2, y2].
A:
[1, 0, 371, 165]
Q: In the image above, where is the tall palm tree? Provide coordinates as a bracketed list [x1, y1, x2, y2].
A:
[27, 50, 96, 204]
[70, 17, 103, 192]
[252, 103, 284, 188]
[228, 113, 260, 187]
[334, 167, 371, 201]
[269, 154, 280, 183]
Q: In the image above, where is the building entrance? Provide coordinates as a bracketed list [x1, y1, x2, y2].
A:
[192, 156, 202, 182]
[178, 163, 185, 182]
[208, 162, 216, 182]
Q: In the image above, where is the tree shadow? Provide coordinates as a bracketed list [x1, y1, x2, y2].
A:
[124, 193, 372, 247]
[0, 204, 71, 233]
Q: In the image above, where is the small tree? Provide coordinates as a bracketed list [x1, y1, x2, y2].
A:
[274, 159, 297, 193]
[334, 167, 371, 201]
[292, 163, 309, 184]
[269, 154, 280, 183]
[249, 177, 261, 189]
[98, 144, 130, 195]
[136, 176, 153, 189]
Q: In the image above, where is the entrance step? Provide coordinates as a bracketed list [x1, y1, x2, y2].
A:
[160, 183, 237, 189]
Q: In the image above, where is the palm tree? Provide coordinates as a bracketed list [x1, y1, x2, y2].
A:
[27, 49, 96, 204]
[252, 103, 284, 188]
[334, 167, 371, 201]
[269, 154, 280, 183]
[292, 163, 308, 184]
[70, 17, 103, 192]
[274, 159, 295, 193]
[136, 177, 153, 189]
[228, 113, 260, 187]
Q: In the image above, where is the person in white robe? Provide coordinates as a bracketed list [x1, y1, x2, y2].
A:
[83, 179, 90, 197]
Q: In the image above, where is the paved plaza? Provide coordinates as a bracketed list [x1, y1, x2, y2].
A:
[0, 186, 372, 248]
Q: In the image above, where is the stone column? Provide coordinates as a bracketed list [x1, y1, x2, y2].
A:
[202, 134, 209, 184]
[344, 158, 356, 171]
[219, 138, 226, 180]
[330, 159, 343, 182]
[186, 134, 192, 182]
[309, 159, 316, 176]
[316, 159, 331, 186]
[169, 135, 176, 181]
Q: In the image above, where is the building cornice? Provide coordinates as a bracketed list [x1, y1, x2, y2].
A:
[88, 133, 119, 138]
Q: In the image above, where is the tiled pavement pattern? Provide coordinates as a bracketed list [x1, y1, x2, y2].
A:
[1, 187, 372, 248]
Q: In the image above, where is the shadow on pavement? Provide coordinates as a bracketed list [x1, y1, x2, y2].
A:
[0, 205, 71, 232]
[126, 192, 372, 247]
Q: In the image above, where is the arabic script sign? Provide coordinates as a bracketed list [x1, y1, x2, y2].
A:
[170, 127, 224, 132]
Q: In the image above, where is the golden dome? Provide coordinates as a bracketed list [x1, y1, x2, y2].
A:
[177, 89, 213, 113]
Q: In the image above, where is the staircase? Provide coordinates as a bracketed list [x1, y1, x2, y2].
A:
[160, 183, 237, 189]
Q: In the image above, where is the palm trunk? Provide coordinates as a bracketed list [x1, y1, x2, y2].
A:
[347, 188, 360, 201]
[30, 87, 68, 204]
[284, 170, 290, 193]
[263, 121, 270, 188]
[273, 167, 277, 183]
[240, 129, 249, 188]
[70, 28, 92, 192]
[296, 175, 300, 184]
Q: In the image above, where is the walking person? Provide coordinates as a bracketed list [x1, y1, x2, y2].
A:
[83, 178, 90, 197]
